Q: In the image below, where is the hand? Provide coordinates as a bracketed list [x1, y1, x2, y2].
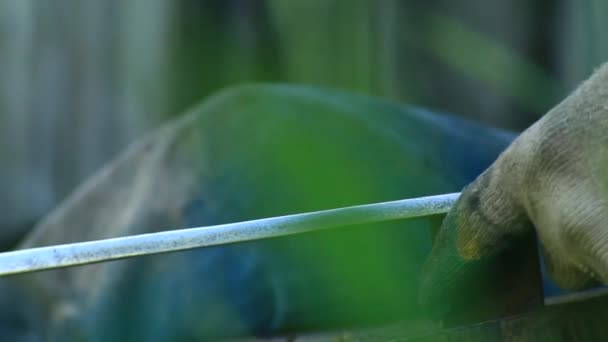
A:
[420, 63, 608, 317]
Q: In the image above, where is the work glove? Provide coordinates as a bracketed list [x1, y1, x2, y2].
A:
[421, 63, 608, 319]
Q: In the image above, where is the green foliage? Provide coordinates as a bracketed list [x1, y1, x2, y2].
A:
[169, 0, 607, 130]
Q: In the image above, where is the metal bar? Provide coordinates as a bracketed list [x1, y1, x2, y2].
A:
[0, 193, 459, 276]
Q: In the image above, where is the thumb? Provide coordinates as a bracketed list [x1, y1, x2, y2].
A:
[419, 164, 539, 319]
[419, 62, 608, 320]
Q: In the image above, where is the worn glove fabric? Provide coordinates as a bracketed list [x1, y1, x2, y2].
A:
[421, 63, 608, 317]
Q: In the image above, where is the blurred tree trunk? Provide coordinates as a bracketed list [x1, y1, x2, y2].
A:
[265, 0, 564, 129]
[555, 0, 608, 89]
[169, 0, 282, 116]
[0, 0, 174, 247]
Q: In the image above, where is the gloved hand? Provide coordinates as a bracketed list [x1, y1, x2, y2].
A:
[420, 63, 608, 318]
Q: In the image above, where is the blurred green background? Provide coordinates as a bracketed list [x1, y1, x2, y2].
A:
[1, 0, 607, 248]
